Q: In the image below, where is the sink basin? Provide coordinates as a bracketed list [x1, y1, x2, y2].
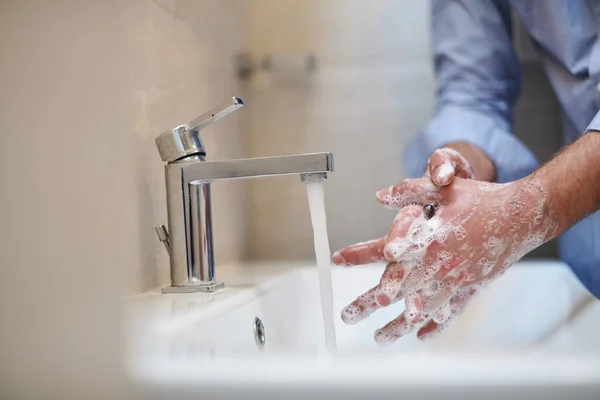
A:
[127, 260, 600, 399]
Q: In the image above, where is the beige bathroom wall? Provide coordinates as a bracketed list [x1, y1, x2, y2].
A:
[0, 0, 249, 295]
[0, 0, 247, 397]
[243, 0, 435, 260]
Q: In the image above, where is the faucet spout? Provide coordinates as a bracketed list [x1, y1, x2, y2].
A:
[177, 152, 334, 183]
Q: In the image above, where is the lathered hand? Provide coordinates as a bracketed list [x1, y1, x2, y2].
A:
[333, 177, 557, 345]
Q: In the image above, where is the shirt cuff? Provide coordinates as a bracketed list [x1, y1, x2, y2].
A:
[402, 104, 538, 183]
[585, 110, 600, 133]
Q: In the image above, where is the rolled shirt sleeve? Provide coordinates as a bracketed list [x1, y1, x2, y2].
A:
[402, 0, 538, 183]
[586, 110, 600, 132]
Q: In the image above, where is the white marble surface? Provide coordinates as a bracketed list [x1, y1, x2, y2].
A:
[126, 260, 600, 399]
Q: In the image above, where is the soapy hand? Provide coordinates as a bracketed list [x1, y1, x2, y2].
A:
[333, 176, 558, 345]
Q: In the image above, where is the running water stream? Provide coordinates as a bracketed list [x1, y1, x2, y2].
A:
[305, 180, 337, 353]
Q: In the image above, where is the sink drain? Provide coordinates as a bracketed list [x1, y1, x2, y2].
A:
[253, 317, 265, 350]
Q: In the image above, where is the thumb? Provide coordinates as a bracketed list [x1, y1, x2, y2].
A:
[428, 161, 455, 186]
[427, 148, 474, 186]
[427, 150, 456, 186]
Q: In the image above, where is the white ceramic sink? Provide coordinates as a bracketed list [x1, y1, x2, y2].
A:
[127, 260, 600, 399]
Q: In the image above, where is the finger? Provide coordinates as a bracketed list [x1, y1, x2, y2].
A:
[395, 234, 466, 295]
[398, 243, 461, 294]
[428, 148, 475, 185]
[431, 302, 452, 325]
[374, 262, 408, 307]
[432, 251, 463, 281]
[341, 284, 403, 325]
[393, 241, 456, 296]
[416, 308, 456, 341]
[455, 165, 474, 179]
[447, 148, 475, 180]
[374, 311, 425, 347]
[383, 205, 422, 261]
[421, 271, 468, 315]
[405, 292, 424, 324]
[375, 178, 442, 210]
[427, 149, 457, 186]
[416, 284, 479, 340]
[332, 238, 385, 267]
[416, 318, 442, 340]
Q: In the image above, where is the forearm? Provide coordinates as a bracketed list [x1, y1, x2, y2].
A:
[529, 131, 600, 236]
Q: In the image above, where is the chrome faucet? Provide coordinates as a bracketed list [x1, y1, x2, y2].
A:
[154, 97, 334, 293]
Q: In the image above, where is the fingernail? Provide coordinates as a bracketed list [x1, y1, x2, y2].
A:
[332, 251, 347, 266]
[435, 164, 454, 185]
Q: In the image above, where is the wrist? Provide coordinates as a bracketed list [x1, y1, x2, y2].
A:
[514, 175, 560, 242]
[444, 142, 496, 182]
[528, 131, 600, 237]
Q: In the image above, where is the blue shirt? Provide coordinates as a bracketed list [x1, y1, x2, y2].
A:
[402, 0, 600, 298]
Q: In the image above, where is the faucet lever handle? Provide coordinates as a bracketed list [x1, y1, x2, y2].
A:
[155, 224, 171, 256]
[187, 97, 244, 132]
[155, 97, 244, 163]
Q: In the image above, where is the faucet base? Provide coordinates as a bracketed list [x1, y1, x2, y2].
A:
[161, 281, 225, 294]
